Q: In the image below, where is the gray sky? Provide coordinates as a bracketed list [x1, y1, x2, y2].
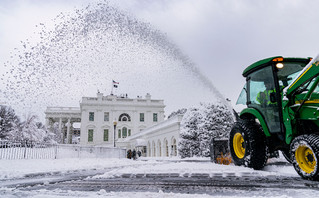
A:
[1, 0, 319, 109]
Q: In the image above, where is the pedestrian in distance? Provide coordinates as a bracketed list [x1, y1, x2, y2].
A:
[132, 149, 136, 160]
[127, 149, 132, 159]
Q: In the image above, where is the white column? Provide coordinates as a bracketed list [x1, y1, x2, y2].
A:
[59, 118, 63, 144]
[69, 121, 73, 144]
[59, 118, 62, 131]
[66, 118, 71, 144]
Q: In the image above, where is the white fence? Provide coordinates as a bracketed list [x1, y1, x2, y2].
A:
[56, 144, 126, 159]
[0, 141, 126, 160]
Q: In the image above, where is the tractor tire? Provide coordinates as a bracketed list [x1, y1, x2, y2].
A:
[229, 119, 268, 170]
[290, 134, 319, 180]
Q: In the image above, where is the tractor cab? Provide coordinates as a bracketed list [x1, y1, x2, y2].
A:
[236, 57, 311, 135]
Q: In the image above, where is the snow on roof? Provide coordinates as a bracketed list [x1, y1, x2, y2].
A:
[123, 114, 183, 142]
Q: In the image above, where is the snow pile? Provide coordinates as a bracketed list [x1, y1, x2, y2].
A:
[0, 157, 298, 181]
[93, 160, 298, 179]
[0, 158, 147, 180]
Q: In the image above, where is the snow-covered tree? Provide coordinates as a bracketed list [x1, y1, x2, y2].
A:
[168, 108, 187, 119]
[0, 105, 57, 143]
[47, 122, 62, 144]
[20, 114, 47, 143]
[197, 103, 234, 156]
[36, 122, 56, 144]
[178, 107, 202, 158]
[178, 102, 234, 158]
[0, 105, 21, 140]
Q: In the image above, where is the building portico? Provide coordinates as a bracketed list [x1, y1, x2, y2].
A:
[45, 107, 81, 144]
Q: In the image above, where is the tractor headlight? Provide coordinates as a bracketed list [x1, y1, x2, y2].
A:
[276, 63, 284, 69]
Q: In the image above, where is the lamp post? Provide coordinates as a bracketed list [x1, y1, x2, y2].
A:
[113, 120, 117, 147]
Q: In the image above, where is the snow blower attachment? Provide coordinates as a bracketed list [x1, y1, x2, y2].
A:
[210, 137, 232, 165]
[230, 55, 319, 180]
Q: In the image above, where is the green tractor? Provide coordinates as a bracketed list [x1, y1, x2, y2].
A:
[230, 55, 319, 180]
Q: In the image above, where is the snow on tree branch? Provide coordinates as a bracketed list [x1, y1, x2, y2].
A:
[178, 102, 234, 158]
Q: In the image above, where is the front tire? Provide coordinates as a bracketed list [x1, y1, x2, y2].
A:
[229, 119, 268, 170]
[290, 134, 319, 180]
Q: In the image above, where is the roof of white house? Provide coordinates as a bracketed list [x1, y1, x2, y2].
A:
[80, 93, 165, 108]
[124, 114, 183, 142]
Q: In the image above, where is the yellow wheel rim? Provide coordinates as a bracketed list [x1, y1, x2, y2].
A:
[233, 133, 245, 159]
[295, 145, 316, 174]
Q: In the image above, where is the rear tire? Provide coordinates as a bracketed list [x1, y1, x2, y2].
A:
[290, 134, 319, 180]
[229, 119, 268, 170]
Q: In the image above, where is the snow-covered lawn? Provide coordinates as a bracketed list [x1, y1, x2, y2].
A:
[0, 158, 145, 180]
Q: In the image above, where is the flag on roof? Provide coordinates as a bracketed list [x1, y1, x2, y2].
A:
[113, 80, 119, 88]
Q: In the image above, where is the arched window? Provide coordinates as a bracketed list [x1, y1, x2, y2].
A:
[118, 129, 121, 138]
[122, 127, 127, 138]
[171, 137, 177, 156]
[164, 139, 169, 157]
[147, 142, 151, 157]
[152, 141, 156, 157]
[157, 140, 162, 157]
[119, 113, 131, 122]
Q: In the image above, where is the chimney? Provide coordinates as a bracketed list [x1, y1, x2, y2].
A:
[97, 92, 103, 100]
[145, 93, 151, 100]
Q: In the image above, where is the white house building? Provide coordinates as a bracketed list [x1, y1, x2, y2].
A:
[45, 92, 181, 157]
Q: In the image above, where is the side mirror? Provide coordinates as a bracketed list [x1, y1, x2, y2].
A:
[270, 92, 276, 103]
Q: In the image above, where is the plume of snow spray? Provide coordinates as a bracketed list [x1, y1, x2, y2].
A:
[2, 2, 227, 118]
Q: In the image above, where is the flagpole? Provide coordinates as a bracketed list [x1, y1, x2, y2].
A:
[111, 80, 113, 95]
[111, 80, 119, 95]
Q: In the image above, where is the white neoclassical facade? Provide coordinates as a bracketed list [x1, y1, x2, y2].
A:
[45, 92, 181, 157]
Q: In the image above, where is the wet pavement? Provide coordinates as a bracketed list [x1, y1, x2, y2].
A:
[2, 161, 319, 197]
[3, 170, 319, 197]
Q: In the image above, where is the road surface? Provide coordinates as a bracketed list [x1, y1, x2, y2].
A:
[1, 161, 319, 197]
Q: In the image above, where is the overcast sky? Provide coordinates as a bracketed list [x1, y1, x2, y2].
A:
[1, 0, 319, 108]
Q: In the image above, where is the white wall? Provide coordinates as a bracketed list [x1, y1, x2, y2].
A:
[125, 115, 182, 157]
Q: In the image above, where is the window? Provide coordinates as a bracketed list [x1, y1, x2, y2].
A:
[122, 127, 127, 138]
[88, 129, 93, 142]
[236, 84, 247, 105]
[128, 129, 131, 136]
[153, 113, 158, 122]
[103, 129, 109, 141]
[248, 66, 280, 133]
[119, 113, 131, 122]
[104, 112, 109, 122]
[118, 129, 121, 138]
[140, 113, 144, 122]
[89, 112, 94, 121]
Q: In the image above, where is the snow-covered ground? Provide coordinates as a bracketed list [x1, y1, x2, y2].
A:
[0, 156, 317, 198]
[0, 156, 298, 180]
